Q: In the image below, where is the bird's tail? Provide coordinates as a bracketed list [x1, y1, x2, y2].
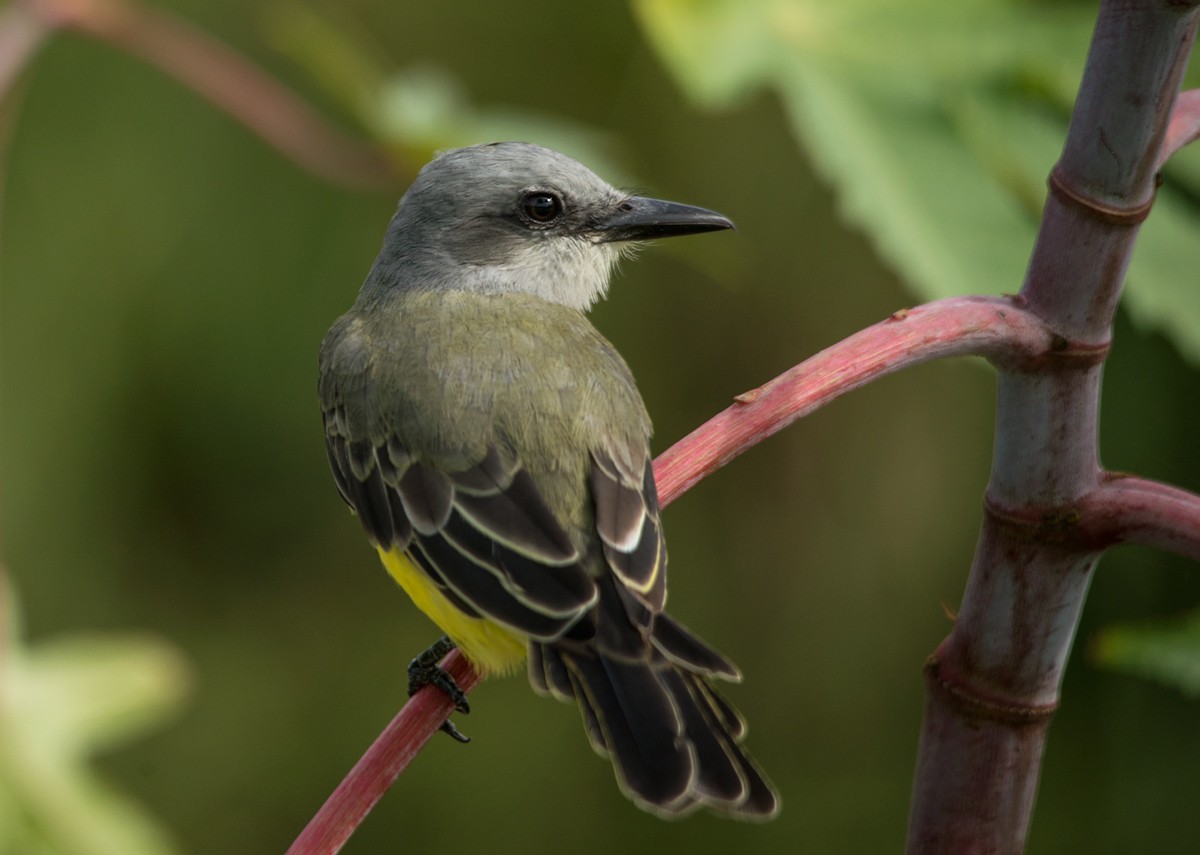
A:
[529, 613, 779, 820]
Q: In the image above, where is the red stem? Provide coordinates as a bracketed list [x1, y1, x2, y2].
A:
[285, 649, 479, 855]
[1080, 474, 1200, 560]
[1157, 88, 1200, 170]
[653, 294, 1057, 509]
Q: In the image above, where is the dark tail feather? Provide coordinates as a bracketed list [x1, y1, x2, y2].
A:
[563, 652, 695, 813]
[651, 613, 742, 681]
[529, 643, 574, 703]
[531, 642, 779, 820]
[693, 676, 749, 742]
[670, 670, 777, 816]
[530, 644, 610, 756]
[658, 667, 747, 805]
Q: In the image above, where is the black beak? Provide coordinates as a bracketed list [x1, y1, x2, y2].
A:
[594, 196, 734, 242]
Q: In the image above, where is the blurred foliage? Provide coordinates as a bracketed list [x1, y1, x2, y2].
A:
[0, 579, 188, 855]
[264, 1, 625, 179]
[635, 0, 1200, 366]
[1093, 610, 1200, 697]
[637, 0, 1200, 708]
[0, 0, 1198, 853]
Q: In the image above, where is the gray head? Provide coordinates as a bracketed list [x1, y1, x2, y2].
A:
[360, 142, 733, 310]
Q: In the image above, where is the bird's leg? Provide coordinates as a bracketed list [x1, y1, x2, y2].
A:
[407, 635, 471, 743]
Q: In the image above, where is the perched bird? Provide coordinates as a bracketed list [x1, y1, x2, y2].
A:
[318, 142, 778, 819]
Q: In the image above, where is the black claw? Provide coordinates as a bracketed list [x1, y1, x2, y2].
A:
[439, 719, 471, 743]
[408, 636, 471, 741]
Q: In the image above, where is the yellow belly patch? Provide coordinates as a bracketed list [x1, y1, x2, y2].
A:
[377, 547, 528, 676]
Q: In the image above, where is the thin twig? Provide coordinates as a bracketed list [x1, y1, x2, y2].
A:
[653, 294, 1056, 509]
[286, 649, 480, 855]
[1080, 474, 1200, 560]
[20, 0, 402, 190]
[1157, 88, 1200, 170]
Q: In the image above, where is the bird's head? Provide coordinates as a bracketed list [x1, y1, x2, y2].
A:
[362, 142, 733, 310]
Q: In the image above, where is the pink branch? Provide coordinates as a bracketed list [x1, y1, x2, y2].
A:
[654, 294, 1063, 509]
[1080, 474, 1200, 561]
[19, 0, 401, 190]
[286, 649, 479, 855]
[1157, 88, 1200, 170]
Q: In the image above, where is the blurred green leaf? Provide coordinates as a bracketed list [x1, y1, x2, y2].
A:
[371, 67, 624, 179]
[634, 0, 1200, 367]
[264, 2, 623, 178]
[1126, 190, 1200, 367]
[262, 1, 390, 120]
[1, 579, 190, 855]
[1093, 610, 1200, 697]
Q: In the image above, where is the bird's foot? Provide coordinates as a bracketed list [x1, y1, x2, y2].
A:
[408, 635, 471, 743]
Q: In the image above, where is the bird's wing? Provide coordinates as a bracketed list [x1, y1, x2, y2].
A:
[583, 444, 741, 679]
[324, 405, 598, 640]
[589, 447, 666, 613]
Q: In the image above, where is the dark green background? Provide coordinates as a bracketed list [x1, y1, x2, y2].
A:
[2, 1, 1198, 852]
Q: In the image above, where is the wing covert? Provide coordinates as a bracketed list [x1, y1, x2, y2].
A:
[322, 406, 598, 640]
[590, 448, 667, 613]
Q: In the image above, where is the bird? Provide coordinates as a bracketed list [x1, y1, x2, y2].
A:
[318, 142, 779, 819]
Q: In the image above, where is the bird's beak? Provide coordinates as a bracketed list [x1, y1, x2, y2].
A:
[594, 196, 734, 242]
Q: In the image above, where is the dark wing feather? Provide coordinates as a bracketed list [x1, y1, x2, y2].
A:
[344, 440, 402, 549]
[396, 462, 453, 536]
[324, 434, 353, 506]
[410, 533, 575, 639]
[590, 450, 666, 612]
[440, 510, 594, 618]
[321, 409, 597, 639]
[405, 546, 481, 618]
[451, 448, 577, 563]
[528, 642, 577, 704]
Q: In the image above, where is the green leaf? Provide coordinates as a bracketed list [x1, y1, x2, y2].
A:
[634, 0, 1091, 295]
[1, 579, 191, 855]
[1093, 610, 1200, 697]
[1125, 189, 1200, 367]
[370, 68, 624, 180]
[634, 0, 1200, 367]
[783, 67, 1035, 301]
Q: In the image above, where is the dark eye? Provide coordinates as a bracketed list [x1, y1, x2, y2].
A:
[521, 191, 563, 224]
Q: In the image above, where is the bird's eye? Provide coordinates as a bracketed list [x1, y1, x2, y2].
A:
[521, 191, 564, 224]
